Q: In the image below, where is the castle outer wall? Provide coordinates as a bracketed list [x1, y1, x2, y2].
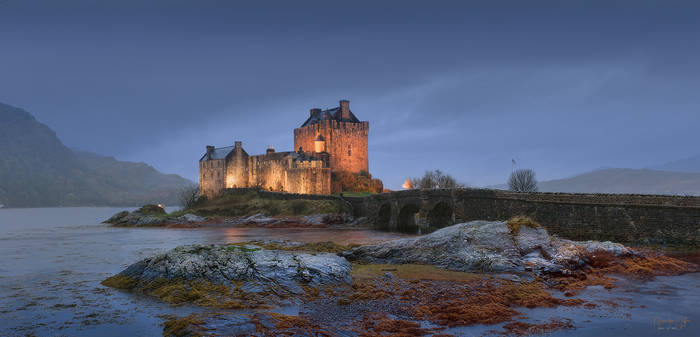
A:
[200, 142, 330, 198]
[294, 120, 369, 174]
[199, 158, 226, 197]
[199, 99, 368, 198]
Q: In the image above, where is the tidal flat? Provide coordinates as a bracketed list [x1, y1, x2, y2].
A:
[0, 207, 698, 336]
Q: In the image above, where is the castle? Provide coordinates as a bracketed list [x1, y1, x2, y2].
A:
[199, 100, 369, 197]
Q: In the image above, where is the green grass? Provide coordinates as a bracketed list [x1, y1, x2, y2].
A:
[184, 189, 342, 217]
[334, 191, 374, 197]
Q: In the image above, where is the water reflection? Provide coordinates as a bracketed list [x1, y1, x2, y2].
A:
[0, 207, 410, 336]
[0, 207, 698, 336]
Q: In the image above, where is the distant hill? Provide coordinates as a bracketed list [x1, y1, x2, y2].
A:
[648, 155, 700, 173]
[513, 168, 700, 196]
[0, 102, 194, 207]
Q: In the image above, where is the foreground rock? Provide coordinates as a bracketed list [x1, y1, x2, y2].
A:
[102, 244, 352, 307]
[104, 205, 207, 226]
[103, 220, 696, 336]
[342, 220, 640, 276]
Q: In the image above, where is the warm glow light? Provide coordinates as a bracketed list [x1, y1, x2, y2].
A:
[401, 179, 412, 190]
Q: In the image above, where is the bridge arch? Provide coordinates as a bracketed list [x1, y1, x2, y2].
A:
[376, 203, 392, 230]
[427, 201, 454, 231]
[397, 203, 421, 234]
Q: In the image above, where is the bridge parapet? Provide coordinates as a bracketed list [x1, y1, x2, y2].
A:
[350, 188, 700, 248]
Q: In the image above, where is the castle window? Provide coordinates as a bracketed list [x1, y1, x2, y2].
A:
[348, 144, 352, 156]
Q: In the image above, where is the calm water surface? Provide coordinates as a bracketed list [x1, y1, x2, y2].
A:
[0, 207, 698, 336]
[0, 207, 407, 336]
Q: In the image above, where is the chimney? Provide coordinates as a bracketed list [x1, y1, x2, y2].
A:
[340, 99, 350, 120]
[206, 145, 215, 160]
[309, 108, 321, 117]
[266, 145, 275, 155]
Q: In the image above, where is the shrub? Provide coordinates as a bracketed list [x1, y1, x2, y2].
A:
[137, 204, 166, 215]
[506, 216, 540, 234]
[290, 199, 308, 215]
[263, 201, 281, 215]
[179, 184, 200, 209]
[332, 171, 383, 194]
[508, 169, 538, 192]
[407, 170, 465, 189]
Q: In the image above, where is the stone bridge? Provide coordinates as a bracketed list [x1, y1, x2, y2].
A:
[345, 188, 700, 248]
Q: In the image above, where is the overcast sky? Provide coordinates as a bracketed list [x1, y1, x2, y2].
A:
[1, 0, 699, 189]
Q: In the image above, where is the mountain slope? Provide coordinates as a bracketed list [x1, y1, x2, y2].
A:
[0, 102, 193, 207]
[537, 168, 700, 196]
[648, 155, 700, 173]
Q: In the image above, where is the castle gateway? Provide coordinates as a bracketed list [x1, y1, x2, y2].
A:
[199, 100, 369, 197]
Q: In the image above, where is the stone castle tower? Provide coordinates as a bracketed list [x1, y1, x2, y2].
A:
[199, 99, 370, 197]
[294, 100, 369, 174]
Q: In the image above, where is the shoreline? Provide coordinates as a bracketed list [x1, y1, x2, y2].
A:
[101, 220, 699, 336]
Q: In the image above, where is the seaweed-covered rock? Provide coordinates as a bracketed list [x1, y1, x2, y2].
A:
[105, 244, 352, 295]
[342, 220, 636, 275]
[103, 207, 207, 227]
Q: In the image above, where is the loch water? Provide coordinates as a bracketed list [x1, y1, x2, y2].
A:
[0, 207, 698, 336]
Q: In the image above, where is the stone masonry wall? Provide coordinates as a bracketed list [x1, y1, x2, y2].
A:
[453, 189, 700, 248]
[285, 167, 331, 195]
[204, 148, 331, 196]
[348, 188, 700, 248]
[294, 120, 369, 174]
[199, 159, 226, 197]
[246, 155, 289, 191]
[225, 145, 249, 189]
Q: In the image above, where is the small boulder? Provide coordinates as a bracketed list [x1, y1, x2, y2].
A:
[104, 211, 129, 224]
[178, 213, 206, 223]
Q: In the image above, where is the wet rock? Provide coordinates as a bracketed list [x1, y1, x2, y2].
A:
[342, 220, 638, 275]
[302, 214, 327, 225]
[104, 211, 129, 224]
[515, 225, 554, 256]
[177, 213, 206, 223]
[343, 221, 523, 272]
[103, 208, 207, 227]
[348, 216, 371, 227]
[110, 244, 352, 294]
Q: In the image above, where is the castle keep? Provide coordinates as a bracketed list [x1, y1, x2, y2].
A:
[199, 100, 369, 197]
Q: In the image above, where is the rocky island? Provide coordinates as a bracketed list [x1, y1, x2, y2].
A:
[104, 189, 363, 228]
[102, 218, 696, 336]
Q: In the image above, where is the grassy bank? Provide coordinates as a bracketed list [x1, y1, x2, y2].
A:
[183, 189, 344, 217]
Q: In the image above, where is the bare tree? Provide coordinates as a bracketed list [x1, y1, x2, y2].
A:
[508, 169, 538, 192]
[408, 170, 465, 189]
[178, 184, 200, 209]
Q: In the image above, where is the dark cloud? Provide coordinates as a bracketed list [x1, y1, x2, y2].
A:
[1, 0, 698, 189]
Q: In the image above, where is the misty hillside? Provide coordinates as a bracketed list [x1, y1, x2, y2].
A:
[0, 102, 193, 207]
[535, 168, 700, 196]
[648, 155, 700, 173]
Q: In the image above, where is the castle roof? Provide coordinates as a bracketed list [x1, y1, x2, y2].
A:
[200, 146, 325, 162]
[301, 107, 360, 127]
[199, 146, 236, 161]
